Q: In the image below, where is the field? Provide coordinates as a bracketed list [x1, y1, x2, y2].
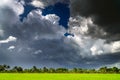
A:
[0, 73, 120, 80]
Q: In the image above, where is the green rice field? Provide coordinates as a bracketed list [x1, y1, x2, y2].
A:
[0, 73, 120, 80]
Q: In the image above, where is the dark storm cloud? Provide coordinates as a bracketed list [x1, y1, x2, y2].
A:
[0, 4, 81, 68]
[0, 0, 120, 68]
[0, 49, 10, 64]
[24, 39, 80, 67]
[70, 0, 120, 36]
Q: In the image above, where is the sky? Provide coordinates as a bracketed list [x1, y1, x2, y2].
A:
[0, 0, 120, 68]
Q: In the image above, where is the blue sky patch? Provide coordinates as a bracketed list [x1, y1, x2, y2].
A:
[20, 2, 70, 29]
[20, 4, 38, 22]
[42, 2, 70, 29]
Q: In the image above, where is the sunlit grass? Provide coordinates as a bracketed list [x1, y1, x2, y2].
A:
[0, 73, 120, 80]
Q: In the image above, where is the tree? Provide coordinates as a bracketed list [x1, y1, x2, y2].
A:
[0, 64, 10, 72]
[30, 66, 39, 73]
[72, 68, 78, 73]
[56, 68, 68, 73]
[0, 64, 120, 73]
[0, 65, 5, 72]
[99, 67, 108, 73]
[88, 69, 96, 73]
[43, 67, 48, 73]
[12, 66, 23, 73]
[112, 67, 119, 73]
[48, 68, 55, 73]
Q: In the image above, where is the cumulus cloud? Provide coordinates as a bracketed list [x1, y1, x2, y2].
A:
[69, 0, 120, 57]
[0, 0, 24, 15]
[0, 0, 77, 67]
[111, 41, 120, 53]
[18, 9, 66, 40]
[31, 0, 45, 8]
[68, 16, 120, 57]
[70, 0, 120, 41]
[0, 0, 11, 6]
[0, 36, 17, 44]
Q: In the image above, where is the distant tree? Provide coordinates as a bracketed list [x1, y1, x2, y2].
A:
[0, 64, 10, 72]
[24, 69, 30, 73]
[99, 67, 108, 73]
[38, 68, 42, 73]
[112, 67, 119, 73]
[0, 64, 120, 73]
[106, 68, 113, 73]
[0, 65, 5, 72]
[31, 66, 39, 73]
[77, 68, 84, 73]
[18, 67, 23, 72]
[56, 68, 68, 73]
[119, 69, 120, 73]
[88, 69, 96, 73]
[72, 68, 78, 73]
[48, 68, 55, 73]
[12, 66, 23, 73]
[43, 67, 48, 73]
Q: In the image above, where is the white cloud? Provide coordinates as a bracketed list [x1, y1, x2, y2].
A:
[8, 46, 15, 50]
[31, 0, 45, 8]
[34, 50, 42, 54]
[30, 0, 67, 8]
[0, 0, 11, 6]
[23, 9, 65, 40]
[0, 0, 24, 15]
[111, 41, 120, 53]
[12, 1, 24, 15]
[20, 0, 25, 5]
[0, 36, 17, 44]
[44, 14, 60, 25]
[68, 16, 120, 57]
[90, 46, 103, 55]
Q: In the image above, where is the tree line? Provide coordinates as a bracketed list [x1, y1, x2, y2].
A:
[0, 64, 120, 73]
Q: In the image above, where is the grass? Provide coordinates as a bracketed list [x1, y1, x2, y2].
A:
[0, 73, 120, 80]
